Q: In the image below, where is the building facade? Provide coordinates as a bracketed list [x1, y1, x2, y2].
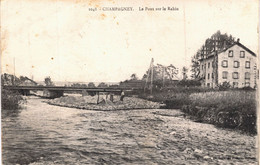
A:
[199, 42, 258, 88]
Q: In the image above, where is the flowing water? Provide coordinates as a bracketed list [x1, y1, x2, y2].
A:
[2, 96, 257, 165]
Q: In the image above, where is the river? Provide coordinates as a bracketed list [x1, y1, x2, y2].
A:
[1, 96, 257, 165]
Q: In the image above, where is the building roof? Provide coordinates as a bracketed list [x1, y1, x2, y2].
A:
[217, 42, 256, 56]
[199, 42, 256, 61]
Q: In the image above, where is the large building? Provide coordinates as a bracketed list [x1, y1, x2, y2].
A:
[199, 40, 258, 88]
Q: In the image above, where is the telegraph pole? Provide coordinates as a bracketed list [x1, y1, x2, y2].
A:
[144, 64, 150, 93]
[150, 58, 154, 94]
[13, 57, 16, 85]
[162, 66, 165, 88]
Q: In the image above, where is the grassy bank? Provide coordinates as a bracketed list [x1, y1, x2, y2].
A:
[182, 91, 257, 134]
[137, 87, 214, 108]
[137, 88, 257, 134]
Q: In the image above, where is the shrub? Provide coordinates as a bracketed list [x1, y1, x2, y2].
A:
[1, 89, 23, 110]
[217, 81, 231, 90]
[177, 79, 201, 87]
[164, 93, 190, 109]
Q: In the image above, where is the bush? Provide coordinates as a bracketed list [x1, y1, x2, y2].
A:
[177, 79, 201, 87]
[180, 90, 257, 134]
[1, 89, 23, 110]
[164, 93, 190, 109]
[217, 81, 231, 90]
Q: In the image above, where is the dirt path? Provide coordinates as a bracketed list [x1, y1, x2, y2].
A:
[2, 97, 257, 165]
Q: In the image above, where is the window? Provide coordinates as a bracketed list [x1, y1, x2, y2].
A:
[201, 65, 203, 70]
[208, 62, 210, 68]
[222, 60, 228, 68]
[245, 72, 250, 79]
[228, 50, 233, 57]
[240, 51, 245, 58]
[234, 61, 240, 68]
[212, 73, 214, 79]
[208, 73, 210, 79]
[233, 72, 239, 79]
[207, 83, 210, 87]
[233, 82, 238, 88]
[222, 71, 228, 79]
[245, 61, 250, 68]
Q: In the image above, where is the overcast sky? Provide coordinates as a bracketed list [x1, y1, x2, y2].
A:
[1, 0, 258, 82]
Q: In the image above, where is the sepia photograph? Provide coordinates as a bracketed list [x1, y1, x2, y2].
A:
[1, 0, 259, 164]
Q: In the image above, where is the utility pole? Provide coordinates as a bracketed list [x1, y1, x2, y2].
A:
[144, 64, 150, 93]
[150, 58, 154, 94]
[162, 66, 165, 88]
[144, 58, 153, 92]
[13, 57, 16, 85]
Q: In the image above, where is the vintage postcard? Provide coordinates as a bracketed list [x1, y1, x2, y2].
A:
[1, 0, 259, 164]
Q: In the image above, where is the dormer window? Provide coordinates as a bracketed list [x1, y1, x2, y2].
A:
[228, 50, 233, 57]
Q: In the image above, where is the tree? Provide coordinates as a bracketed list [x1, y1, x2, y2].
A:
[71, 83, 87, 88]
[1, 73, 20, 85]
[44, 76, 54, 86]
[142, 73, 147, 80]
[88, 82, 96, 88]
[98, 82, 108, 88]
[142, 63, 179, 82]
[190, 31, 236, 80]
[130, 73, 138, 80]
[190, 54, 200, 79]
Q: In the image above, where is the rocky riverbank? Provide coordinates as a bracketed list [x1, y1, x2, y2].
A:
[45, 95, 160, 111]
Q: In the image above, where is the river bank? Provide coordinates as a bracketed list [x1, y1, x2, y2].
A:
[2, 96, 257, 164]
[137, 89, 257, 134]
[45, 94, 160, 111]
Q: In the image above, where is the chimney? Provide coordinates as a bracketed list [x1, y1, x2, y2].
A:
[237, 38, 240, 43]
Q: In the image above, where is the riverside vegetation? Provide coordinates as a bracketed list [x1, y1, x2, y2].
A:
[137, 87, 257, 134]
[1, 89, 24, 110]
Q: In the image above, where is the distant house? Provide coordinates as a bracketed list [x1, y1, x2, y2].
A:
[19, 76, 38, 86]
[199, 40, 258, 88]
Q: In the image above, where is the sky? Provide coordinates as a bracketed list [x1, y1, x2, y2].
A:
[1, 0, 258, 82]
